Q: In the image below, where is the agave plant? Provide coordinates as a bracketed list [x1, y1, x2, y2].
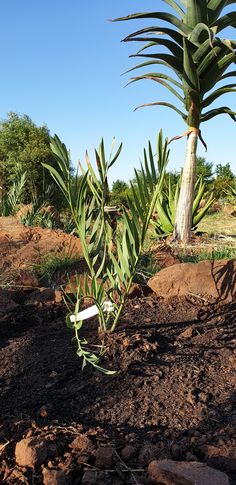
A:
[152, 176, 215, 237]
[1, 163, 27, 216]
[44, 132, 168, 372]
[113, 1, 236, 242]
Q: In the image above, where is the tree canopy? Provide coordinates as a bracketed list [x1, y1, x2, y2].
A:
[0, 112, 58, 203]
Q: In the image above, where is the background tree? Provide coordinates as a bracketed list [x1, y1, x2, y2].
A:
[111, 179, 129, 193]
[196, 157, 214, 185]
[215, 162, 235, 180]
[211, 161, 235, 199]
[114, 1, 236, 242]
[0, 112, 61, 204]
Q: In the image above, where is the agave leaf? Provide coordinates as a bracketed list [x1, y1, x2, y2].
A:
[183, 39, 200, 92]
[113, 12, 192, 36]
[155, 197, 173, 232]
[201, 106, 236, 122]
[117, 241, 131, 278]
[161, 0, 185, 18]
[192, 178, 205, 215]
[129, 37, 183, 58]
[131, 52, 183, 75]
[185, 0, 208, 28]
[193, 38, 212, 63]
[197, 45, 227, 77]
[193, 196, 215, 226]
[134, 101, 187, 121]
[221, 70, 236, 81]
[207, 0, 229, 23]
[213, 11, 236, 32]
[201, 52, 236, 92]
[188, 23, 214, 46]
[123, 27, 184, 46]
[41, 163, 68, 197]
[129, 75, 184, 103]
[202, 84, 236, 108]
[128, 71, 183, 90]
[108, 142, 123, 168]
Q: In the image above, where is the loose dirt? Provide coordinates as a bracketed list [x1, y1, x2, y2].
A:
[0, 219, 235, 484]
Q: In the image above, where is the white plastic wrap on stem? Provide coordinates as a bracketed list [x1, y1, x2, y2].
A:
[70, 301, 114, 323]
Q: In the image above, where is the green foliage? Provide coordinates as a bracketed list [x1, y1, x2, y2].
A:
[113, 2, 236, 128]
[32, 250, 83, 286]
[196, 157, 214, 184]
[178, 246, 236, 263]
[45, 131, 168, 372]
[20, 200, 57, 229]
[215, 162, 235, 180]
[0, 112, 61, 205]
[112, 179, 129, 193]
[152, 176, 214, 237]
[1, 163, 27, 216]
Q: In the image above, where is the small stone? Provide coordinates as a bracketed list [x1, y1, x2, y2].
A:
[199, 392, 208, 403]
[95, 446, 115, 468]
[42, 468, 71, 485]
[148, 459, 230, 485]
[15, 437, 48, 468]
[121, 445, 136, 462]
[201, 444, 236, 472]
[128, 283, 142, 299]
[69, 434, 94, 454]
[180, 327, 193, 338]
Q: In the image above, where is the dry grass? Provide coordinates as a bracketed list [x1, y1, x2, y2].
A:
[197, 210, 236, 237]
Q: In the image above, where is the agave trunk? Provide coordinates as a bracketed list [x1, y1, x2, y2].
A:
[173, 132, 198, 242]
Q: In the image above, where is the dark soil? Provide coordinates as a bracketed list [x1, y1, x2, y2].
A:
[1, 290, 236, 484]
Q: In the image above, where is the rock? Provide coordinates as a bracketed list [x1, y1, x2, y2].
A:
[138, 444, 157, 466]
[42, 468, 71, 485]
[95, 446, 115, 468]
[15, 437, 48, 468]
[150, 242, 180, 269]
[128, 283, 142, 299]
[121, 445, 136, 462]
[148, 459, 230, 485]
[201, 444, 236, 472]
[19, 270, 39, 287]
[148, 259, 236, 302]
[180, 327, 193, 339]
[25, 288, 63, 306]
[69, 434, 94, 454]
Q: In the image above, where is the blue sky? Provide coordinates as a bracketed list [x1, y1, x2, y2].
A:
[1, 0, 236, 183]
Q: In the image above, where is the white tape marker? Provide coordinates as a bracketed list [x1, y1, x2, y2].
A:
[70, 301, 114, 323]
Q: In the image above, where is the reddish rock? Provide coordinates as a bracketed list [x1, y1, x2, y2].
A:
[151, 242, 180, 269]
[201, 444, 236, 472]
[148, 259, 236, 302]
[128, 283, 142, 299]
[42, 468, 71, 485]
[69, 434, 94, 454]
[148, 459, 230, 485]
[95, 446, 115, 468]
[25, 288, 63, 306]
[15, 437, 48, 468]
[19, 270, 39, 287]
